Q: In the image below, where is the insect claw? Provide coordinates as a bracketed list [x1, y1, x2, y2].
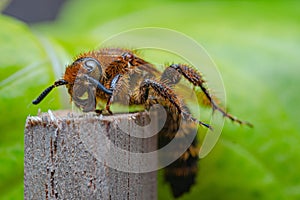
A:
[107, 109, 113, 115]
[105, 103, 113, 115]
[226, 115, 253, 128]
[95, 109, 103, 115]
[182, 112, 212, 130]
[106, 96, 113, 115]
[244, 121, 254, 128]
[199, 121, 213, 131]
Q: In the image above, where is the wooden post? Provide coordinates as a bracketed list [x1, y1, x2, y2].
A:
[24, 110, 157, 200]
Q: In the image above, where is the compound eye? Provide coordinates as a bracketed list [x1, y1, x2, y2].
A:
[84, 58, 101, 73]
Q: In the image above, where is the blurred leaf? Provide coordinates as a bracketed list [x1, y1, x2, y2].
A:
[0, 15, 64, 198]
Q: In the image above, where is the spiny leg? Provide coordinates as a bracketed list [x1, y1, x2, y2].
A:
[105, 74, 122, 114]
[167, 64, 252, 127]
[160, 65, 182, 86]
[139, 79, 211, 129]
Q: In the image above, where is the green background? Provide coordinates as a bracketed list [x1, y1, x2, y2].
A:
[1, 0, 299, 199]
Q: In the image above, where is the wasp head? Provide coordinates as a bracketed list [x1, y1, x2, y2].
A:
[63, 57, 103, 86]
[62, 57, 103, 111]
[32, 56, 104, 112]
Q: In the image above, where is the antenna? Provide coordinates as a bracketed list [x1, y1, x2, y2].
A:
[32, 79, 68, 105]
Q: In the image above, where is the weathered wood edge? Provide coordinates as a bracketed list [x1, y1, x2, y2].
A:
[24, 110, 157, 200]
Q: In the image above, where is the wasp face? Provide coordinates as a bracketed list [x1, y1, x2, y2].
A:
[64, 57, 104, 112]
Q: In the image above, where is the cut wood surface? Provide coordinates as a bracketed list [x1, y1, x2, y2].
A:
[24, 110, 157, 200]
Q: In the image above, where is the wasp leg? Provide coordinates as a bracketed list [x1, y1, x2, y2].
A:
[160, 65, 182, 86]
[167, 64, 252, 127]
[95, 109, 103, 115]
[148, 75, 203, 197]
[139, 79, 211, 129]
[104, 96, 113, 115]
[79, 75, 114, 114]
[104, 74, 123, 115]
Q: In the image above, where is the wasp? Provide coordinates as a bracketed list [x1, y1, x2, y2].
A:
[33, 47, 252, 198]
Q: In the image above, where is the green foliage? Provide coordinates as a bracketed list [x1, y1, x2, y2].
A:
[1, 0, 300, 199]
